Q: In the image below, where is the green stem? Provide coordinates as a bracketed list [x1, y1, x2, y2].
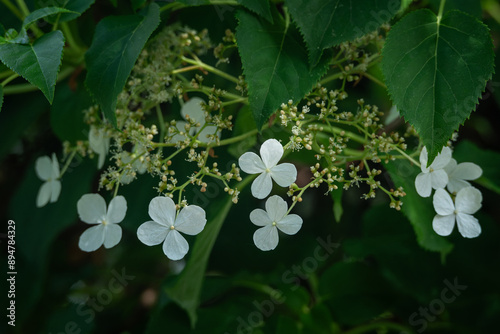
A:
[394, 146, 420, 167]
[361, 71, 386, 89]
[181, 56, 239, 84]
[1, 73, 19, 87]
[2, 66, 75, 95]
[61, 22, 84, 54]
[156, 105, 165, 142]
[1, 0, 23, 20]
[59, 150, 77, 178]
[14, 0, 29, 16]
[437, 0, 446, 22]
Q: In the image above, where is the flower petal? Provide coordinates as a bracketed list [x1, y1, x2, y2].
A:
[103, 224, 122, 248]
[149, 196, 176, 226]
[239, 152, 265, 174]
[260, 139, 283, 168]
[78, 225, 105, 252]
[419, 146, 429, 172]
[432, 214, 456, 236]
[265, 195, 288, 222]
[175, 205, 206, 235]
[253, 225, 279, 251]
[77, 194, 107, 224]
[431, 146, 452, 169]
[251, 172, 273, 199]
[249, 208, 271, 227]
[163, 229, 189, 260]
[36, 182, 51, 208]
[270, 163, 297, 187]
[451, 162, 482, 181]
[106, 196, 127, 224]
[415, 172, 432, 197]
[51, 153, 60, 178]
[277, 214, 302, 235]
[433, 188, 455, 215]
[195, 124, 219, 144]
[455, 187, 482, 214]
[181, 97, 205, 123]
[443, 158, 457, 175]
[50, 180, 61, 203]
[430, 169, 448, 189]
[446, 179, 470, 194]
[456, 212, 481, 238]
[35, 156, 52, 181]
[137, 221, 169, 246]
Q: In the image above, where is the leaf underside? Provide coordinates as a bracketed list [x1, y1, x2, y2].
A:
[236, 9, 329, 129]
[84, 3, 160, 127]
[382, 9, 494, 162]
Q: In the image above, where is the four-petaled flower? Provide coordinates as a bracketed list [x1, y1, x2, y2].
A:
[444, 159, 482, 194]
[432, 187, 482, 238]
[415, 146, 452, 197]
[137, 196, 206, 260]
[173, 97, 219, 143]
[89, 126, 110, 169]
[35, 153, 61, 207]
[239, 139, 297, 199]
[78, 194, 127, 252]
[250, 195, 302, 251]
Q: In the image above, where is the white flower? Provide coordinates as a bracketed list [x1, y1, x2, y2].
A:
[89, 126, 110, 169]
[35, 153, 61, 207]
[415, 146, 452, 197]
[250, 195, 302, 251]
[432, 187, 482, 238]
[77, 194, 127, 252]
[444, 159, 482, 194]
[172, 97, 219, 143]
[119, 145, 149, 184]
[137, 197, 206, 260]
[239, 139, 297, 199]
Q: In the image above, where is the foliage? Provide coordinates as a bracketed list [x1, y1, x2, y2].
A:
[1, 0, 499, 333]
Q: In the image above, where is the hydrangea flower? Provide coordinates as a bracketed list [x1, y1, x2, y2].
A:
[119, 144, 149, 184]
[415, 146, 452, 197]
[35, 153, 61, 207]
[239, 139, 297, 199]
[250, 195, 302, 251]
[89, 126, 110, 169]
[444, 159, 482, 194]
[77, 194, 127, 252]
[137, 197, 206, 260]
[432, 187, 482, 238]
[173, 97, 219, 143]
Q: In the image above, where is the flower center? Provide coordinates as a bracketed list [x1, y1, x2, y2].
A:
[170, 225, 175, 230]
[272, 221, 277, 226]
[265, 168, 271, 173]
[429, 167, 434, 172]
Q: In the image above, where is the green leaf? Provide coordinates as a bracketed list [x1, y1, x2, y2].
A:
[164, 194, 235, 328]
[23, 7, 76, 29]
[381, 9, 494, 162]
[0, 86, 3, 112]
[384, 158, 454, 254]
[85, 3, 160, 127]
[0, 30, 65, 103]
[235, 9, 329, 128]
[50, 79, 93, 143]
[42, 0, 96, 23]
[237, 0, 272, 23]
[453, 140, 500, 195]
[285, 0, 401, 66]
[330, 187, 343, 223]
[429, 0, 482, 18]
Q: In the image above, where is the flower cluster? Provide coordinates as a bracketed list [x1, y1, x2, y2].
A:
[415, 146, 483, 238]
